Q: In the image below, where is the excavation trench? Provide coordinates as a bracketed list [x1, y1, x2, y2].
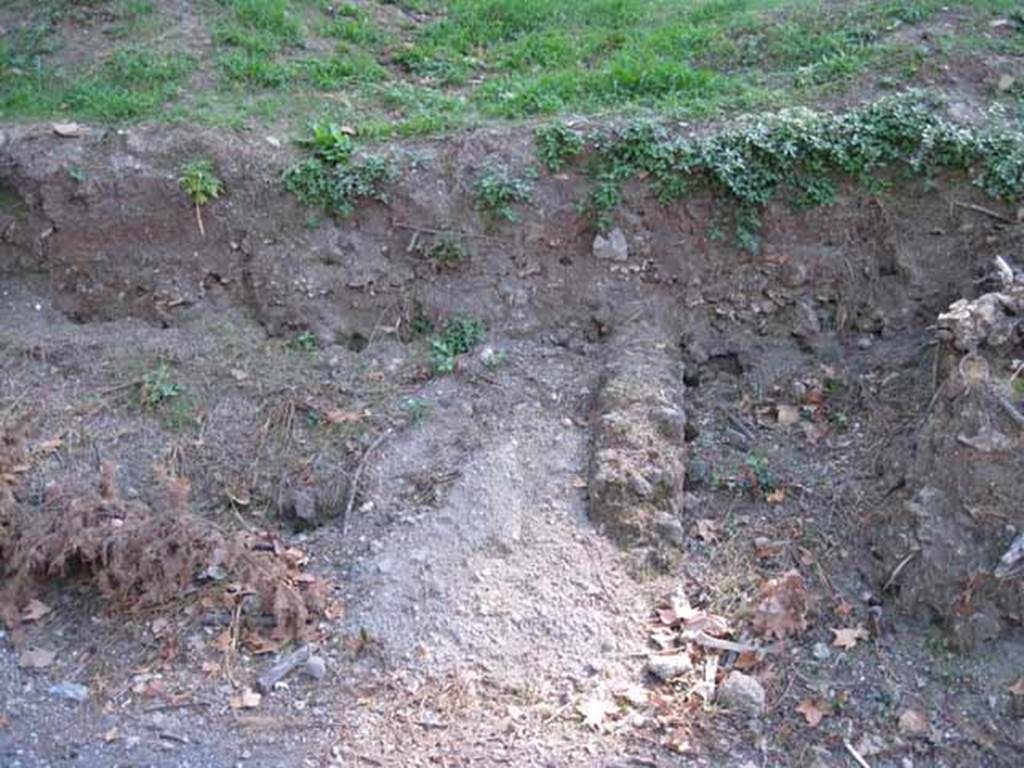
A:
[1, 124, 1023, 766]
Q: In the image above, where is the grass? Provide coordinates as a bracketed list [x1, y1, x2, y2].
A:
[1, 1, 1022, 136]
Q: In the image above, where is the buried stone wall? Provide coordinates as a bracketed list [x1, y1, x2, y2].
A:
[587, 325, 689, 543]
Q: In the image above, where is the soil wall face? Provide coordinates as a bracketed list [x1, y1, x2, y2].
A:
[0, 124, 1002, 342]
[3, 122, 1024, 645]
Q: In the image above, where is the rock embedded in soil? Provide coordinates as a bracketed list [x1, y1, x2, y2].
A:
[303, 655, 327, 681]
[48, 682, 89, 702]
[717, 671, 765, 715]
[592, 228, 629, 262]
[646, 653, 693, 682]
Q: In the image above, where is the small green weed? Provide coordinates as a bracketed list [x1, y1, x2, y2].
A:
[413, 230, 467, 271]
[283, 121, 394, 215]
[400, 396, 431, 424]
[290, 329, 319, 352]
[283, 154, 394, 216]
[140, 363, 182, 410]
[426, 235, 467, 271]
[742, 454, 778, 497]
[534, 123, 585, 172]
[429, 314, 486, 375]
[480, 347, 508, 370]
[473, 163, 535, 225]
[301, 121, 355, 164]
[179, 159, 223, 236]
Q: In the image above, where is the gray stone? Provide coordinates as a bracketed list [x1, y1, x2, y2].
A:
[49, 682, 89, 702]
[791, 300, 821, 338]
[686, 459, 709, 487]
[717, 671, 765, 715]
[812, 642, 831, 661]
[651, 406, 687, 441]
[654, 515, 686, 548]
[303, 655, 327, 681]
[646, 653, 693, 682]
[593, 228, 629, 262]
[780, 260, 809, 288]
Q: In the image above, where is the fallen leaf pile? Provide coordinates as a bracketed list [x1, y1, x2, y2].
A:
[0, 432, 336, 643]
[752, 570, 812, 639]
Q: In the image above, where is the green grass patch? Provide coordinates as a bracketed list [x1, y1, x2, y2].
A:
[1, 0, 1023, 144]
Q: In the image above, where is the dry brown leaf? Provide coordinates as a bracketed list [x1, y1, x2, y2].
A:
[18, 648, 56, 669]
[578, 693, 618, 729]
[324, 409, 365, 425]
[21, 598, 52, 623]
[832, 625, 870, 650]
[694, 518, 721, 543]
[1009, 677, 1024, 696]
[796, 697, 830, 727]
[35, 436, 63, 455]
[243, 632, 282, 655]
[765, 488, 786, 504]
[683, 611, 730, 637]
[835, 598, 854, 617]
[212, 629, 233, 653]
[151, 617, 169, 636]
[734, 650, 762, 670]
[230, 687, 262, 710]
[897, 708, 929, 736]
[776, 405, 801, 427]
[752, 570, 810, 639]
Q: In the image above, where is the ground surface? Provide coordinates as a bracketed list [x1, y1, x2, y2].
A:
[1, 1, 1023, 137]
[2, 190, 1024, 766]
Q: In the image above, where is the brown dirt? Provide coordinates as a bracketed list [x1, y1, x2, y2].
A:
[1, 117, 1024, 768]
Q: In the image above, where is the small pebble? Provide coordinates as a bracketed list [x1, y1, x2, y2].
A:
[812, 642, 831, 661]
[303, 655, 327, 681]
[48, 682, 89, 702]
[646, 653, 693, 682]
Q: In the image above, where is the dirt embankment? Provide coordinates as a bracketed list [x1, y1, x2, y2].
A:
[2, 120, 1024, 766]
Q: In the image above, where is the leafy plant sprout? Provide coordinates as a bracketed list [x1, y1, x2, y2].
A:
[179, 159, 223, 237]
